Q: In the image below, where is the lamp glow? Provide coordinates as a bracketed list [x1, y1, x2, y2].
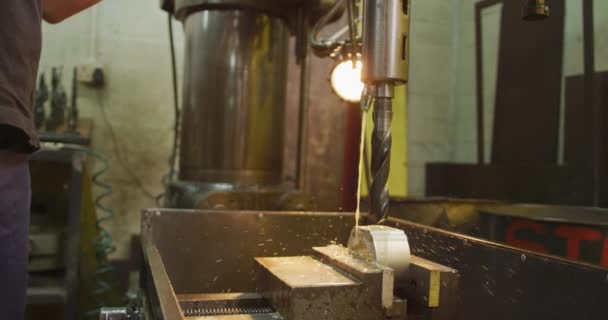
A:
[330, 60, 364, 103]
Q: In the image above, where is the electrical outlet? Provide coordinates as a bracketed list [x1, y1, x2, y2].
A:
[76, 63, 105, 86]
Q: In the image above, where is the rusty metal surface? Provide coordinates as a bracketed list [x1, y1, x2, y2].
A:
[141, 209, 355, 295]
[385, 217, 608, 320]
[280, 17, 349, 210]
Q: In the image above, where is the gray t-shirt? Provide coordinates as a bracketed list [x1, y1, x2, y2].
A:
[0, 0, 42, 152]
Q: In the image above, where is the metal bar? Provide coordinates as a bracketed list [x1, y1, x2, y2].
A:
[582, 0, 598, 205]
[474, 0, 503, 164]
[142, 241, 185, 320]
[346, 0, 357, 67]
[295, 25, 311, 189]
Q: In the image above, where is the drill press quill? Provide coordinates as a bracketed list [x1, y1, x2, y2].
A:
[361, 0, 410, 223]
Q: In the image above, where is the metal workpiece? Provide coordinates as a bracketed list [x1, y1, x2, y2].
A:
[312, 245, 397, 312]
[179, 10, 289, 185]
[361, 0, 410, 84]
[312, 245, 451, 319]
[522, 0, 550, 21]
[370, 96, 393, 223]
[347, 225, 411, 281]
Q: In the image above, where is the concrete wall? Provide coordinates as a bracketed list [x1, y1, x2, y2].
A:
[40, 0, 184, 259]
[450, 0, 502, 164]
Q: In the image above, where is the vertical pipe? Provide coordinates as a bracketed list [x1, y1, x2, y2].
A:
[295, 36, 311, 190]
[346, 0, 358, 67]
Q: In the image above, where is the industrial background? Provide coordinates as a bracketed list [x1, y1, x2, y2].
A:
[38, 0, 608, 259]
[21, 0, 608, 319]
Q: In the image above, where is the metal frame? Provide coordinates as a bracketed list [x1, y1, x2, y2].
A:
[385, 217, 608, 320]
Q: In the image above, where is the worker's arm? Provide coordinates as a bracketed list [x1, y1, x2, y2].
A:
[42, 0, 101, 24]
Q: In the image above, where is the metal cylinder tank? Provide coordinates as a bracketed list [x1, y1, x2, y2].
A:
[179, 10, 289, 186]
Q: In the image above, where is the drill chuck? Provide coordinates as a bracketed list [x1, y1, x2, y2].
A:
[361, 0, 410, 84]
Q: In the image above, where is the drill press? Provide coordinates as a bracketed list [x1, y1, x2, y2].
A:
[361, 0, 410, 223]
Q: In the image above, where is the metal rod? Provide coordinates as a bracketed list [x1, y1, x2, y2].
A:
[474, 2, 486, 164]
[346, 0, 358, 67]
[327, 17, 361, 43]
[168, 12, 180, 182]
[295, 36, 311, 189]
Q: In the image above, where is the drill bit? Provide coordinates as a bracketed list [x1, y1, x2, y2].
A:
[370, 96, 392, 223]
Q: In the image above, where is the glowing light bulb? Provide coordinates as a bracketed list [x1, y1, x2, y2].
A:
[330, 60, 364, 103]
